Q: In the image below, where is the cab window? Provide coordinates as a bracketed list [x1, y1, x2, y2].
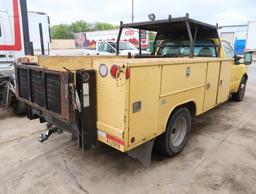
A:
[98, 42, 115, 53]
[158, 40, 217, 57]
[222, 41, 235, 58]
[98, 42, 106, 52]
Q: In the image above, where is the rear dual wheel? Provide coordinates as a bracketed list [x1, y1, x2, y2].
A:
[158, 107, 191, 157]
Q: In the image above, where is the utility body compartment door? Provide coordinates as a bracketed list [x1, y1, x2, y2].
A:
[203, 62, 220, 111]
[128, 66, 161, 148]
[217, 61, 232, 103]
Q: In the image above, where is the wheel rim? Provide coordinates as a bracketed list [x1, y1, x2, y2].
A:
[170, 116, 187, 147]
[239, 83, 246, 100]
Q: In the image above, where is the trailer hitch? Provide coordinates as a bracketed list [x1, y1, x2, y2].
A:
[39, 126, 63, 143]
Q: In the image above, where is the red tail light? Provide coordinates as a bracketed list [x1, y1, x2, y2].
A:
[126, 67, 130, 79]
[111, 65, 119, 78]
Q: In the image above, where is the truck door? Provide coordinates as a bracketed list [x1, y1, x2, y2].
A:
[0, 12, 16, 63]
[221, 40, 243, 93]
[203, 62, 220, 111]
[128, 66, 161, 147]
[0, 15, 7, 62]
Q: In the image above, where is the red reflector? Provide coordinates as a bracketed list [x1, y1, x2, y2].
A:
[126, 67, 130, 79]
[111, 65, 119, 78]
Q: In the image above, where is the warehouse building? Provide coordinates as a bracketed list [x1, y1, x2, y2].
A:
[219, 24, 248, 54]
[219, 21, 256, 54]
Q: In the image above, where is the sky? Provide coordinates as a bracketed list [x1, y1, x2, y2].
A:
[27, 0, 256, 26]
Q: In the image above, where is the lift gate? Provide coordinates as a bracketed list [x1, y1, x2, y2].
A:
[15, 65, 97, 150]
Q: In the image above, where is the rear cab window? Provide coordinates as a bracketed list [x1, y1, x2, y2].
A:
[158, 40, 217, 57]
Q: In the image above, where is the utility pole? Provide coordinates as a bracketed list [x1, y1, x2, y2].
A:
[132, 0, 134, 23]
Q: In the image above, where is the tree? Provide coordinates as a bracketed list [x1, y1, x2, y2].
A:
[51, 21, 118, 39]
[148, 31, 156, 41]
[71, 20, 93, 33]
[93, 22, 117, 31]
[51, 24, 73, 39]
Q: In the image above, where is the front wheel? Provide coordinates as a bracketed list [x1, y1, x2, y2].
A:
[232, 77, 247, 101]
[158, 107, 191, 157]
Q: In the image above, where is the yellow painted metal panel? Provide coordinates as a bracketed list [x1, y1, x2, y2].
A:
[230, 64, 248, 93]
[93, 61, 127, 146]
[38, 56, 93, 71]
[161, 63, 207, 96]
[128, 66, 161, 147]
[38, 56, 125, 71]
[158, 87, 205, 135]
[217, 61, 232, 103]
[97, 57, 231, 68]
[203, 62, 221, 111]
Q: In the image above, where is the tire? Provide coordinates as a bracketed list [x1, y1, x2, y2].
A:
[232, 77, 247, 102]
[158, 107, 191, 157]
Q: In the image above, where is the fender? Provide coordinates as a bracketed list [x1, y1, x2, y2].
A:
[163, 100, 197, 134]
[0, 0, 22, 51]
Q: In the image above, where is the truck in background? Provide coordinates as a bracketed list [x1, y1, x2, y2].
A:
[0, 0, 50, 111]
[246, 21, 256, 52]
[75, 28, 148, 50]
[95, 40, 150, 55]
[28, 11, 51, 55]
[50, 40, 150, 56]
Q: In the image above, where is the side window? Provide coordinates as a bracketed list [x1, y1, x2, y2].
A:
[106, 44, 114, 53]
[98, 42, 114, 53]
[98, 42, 106, 52]
[222, 41, 234, 58]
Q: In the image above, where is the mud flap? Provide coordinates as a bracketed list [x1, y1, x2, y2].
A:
[127, 139, 155, 168]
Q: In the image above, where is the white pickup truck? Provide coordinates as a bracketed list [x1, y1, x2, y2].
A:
[93, 41, 150, 55]
[50, 41, 150, 56]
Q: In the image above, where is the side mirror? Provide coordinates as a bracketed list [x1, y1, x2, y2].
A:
[234, 53, 253, 65]
[244, 52, 253, 65]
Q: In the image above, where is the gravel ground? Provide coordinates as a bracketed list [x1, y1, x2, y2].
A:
[0, 64, 256, 194]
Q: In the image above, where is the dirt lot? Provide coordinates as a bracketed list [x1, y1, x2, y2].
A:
[0, 64, 256, 194]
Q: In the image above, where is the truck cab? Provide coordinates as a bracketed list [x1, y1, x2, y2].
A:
[0, 11, 16, 77]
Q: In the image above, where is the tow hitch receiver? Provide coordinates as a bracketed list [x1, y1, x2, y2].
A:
[39, 126, 63, 143]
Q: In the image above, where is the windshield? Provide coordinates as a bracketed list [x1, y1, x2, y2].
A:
[111, 42, 137, 50]
[157, 40, 217, 57]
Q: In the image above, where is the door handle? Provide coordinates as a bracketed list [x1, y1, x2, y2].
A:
[219, 80, 223, 86]
[206, 83, 211, 90]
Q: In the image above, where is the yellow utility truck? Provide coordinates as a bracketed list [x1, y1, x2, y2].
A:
[15, 15, 252, 166]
